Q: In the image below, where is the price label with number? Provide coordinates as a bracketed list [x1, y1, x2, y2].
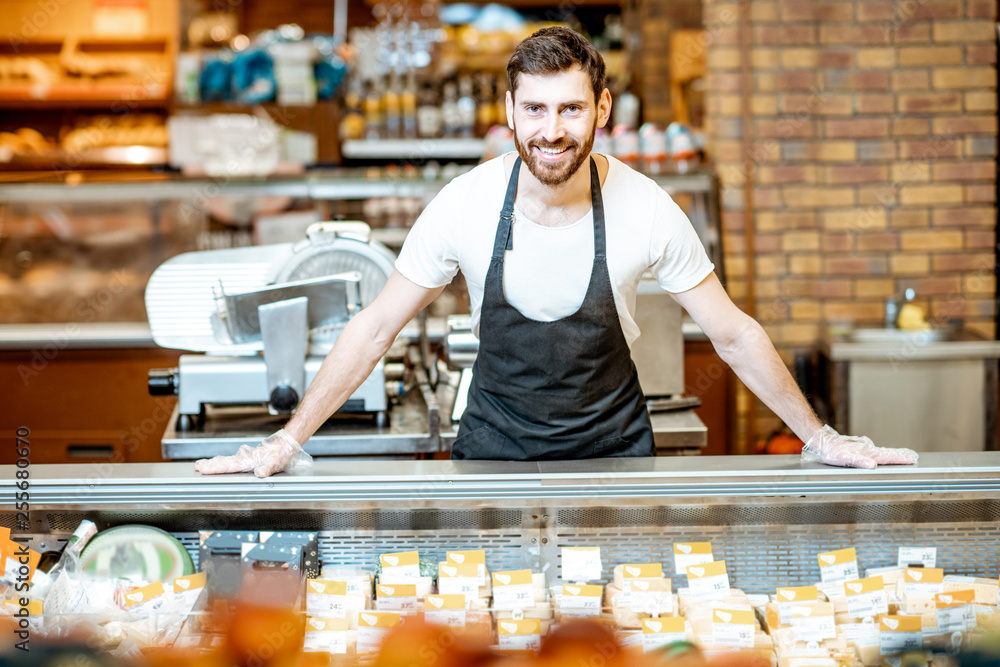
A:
[376, 584, 418, 614]
[788, 602, 836, 641]
[562, 547, 602, 582]
[776, 586, 819, 623]
[357, 612, 401, 655]
[425, 594, 467, 627]
[817, 548, 859, 585]
[641, 616, 686, 653]
[898, 547, 936, 569]
[903, 568, 944, 597]
[630, 578, 673, 615]
[498, 619, 542, 652]
[306, 579, 348, 618]
[711, 608, 756, 648]
[560, 584, 602, 618]
[840, 620, 880, 647]
[493, 569, 535, 610]
[845, 576, 889, 619]
[935, 590, 974, 633]
[879, 615, 922, 655]
[380, 551, 420, 579]
[304, 617, 349, 654]
[438, 562, 480, 600]
[686, 560, 730, 601]
[674, 542, 713, 576]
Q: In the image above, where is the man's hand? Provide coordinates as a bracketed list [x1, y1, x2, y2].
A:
[802, 424, 918, 469]
[194, 429, 312, 477]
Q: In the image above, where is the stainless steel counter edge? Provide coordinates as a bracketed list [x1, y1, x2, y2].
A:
[4, 453, 999, 507]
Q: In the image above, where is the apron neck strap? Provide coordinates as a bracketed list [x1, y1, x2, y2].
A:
[589, 156, 606, 260]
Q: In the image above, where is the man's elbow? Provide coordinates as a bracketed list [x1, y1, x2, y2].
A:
[712, 316, 764, 362]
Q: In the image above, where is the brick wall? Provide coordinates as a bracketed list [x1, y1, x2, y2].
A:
[703, 0, 998, 445]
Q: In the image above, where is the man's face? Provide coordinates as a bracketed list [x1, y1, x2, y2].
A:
[507, 67, 610, 187]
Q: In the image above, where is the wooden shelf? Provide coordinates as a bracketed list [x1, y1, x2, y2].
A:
[0, 81, 170, 108]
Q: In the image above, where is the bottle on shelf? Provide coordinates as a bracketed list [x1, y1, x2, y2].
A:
[456, 76, 477, 139]
[340, 77, 366, 141]
[363, 78, 383, 140]
[417, 80, 442, 139]
[475, 74, 496, 136]
[495, 79, 509, 128]
[441, 80, 461, 138]
[383, 72, 402, 140]
[402, 71, 418, 139]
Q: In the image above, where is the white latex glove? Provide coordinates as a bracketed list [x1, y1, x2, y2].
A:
[802, 424, 919, 469]
[194, 429, 312, 477]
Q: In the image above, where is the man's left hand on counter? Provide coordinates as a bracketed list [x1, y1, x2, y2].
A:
[195, 429, 312, 477]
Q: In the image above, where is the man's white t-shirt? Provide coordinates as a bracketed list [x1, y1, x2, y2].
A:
[395, 153, 715, 347]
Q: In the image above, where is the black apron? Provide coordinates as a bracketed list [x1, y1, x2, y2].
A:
[452, 156, 655, 461]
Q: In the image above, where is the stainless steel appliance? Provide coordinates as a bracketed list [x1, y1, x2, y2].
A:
[146, 221, 396, 425]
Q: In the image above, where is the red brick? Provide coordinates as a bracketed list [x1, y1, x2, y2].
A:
[715, 27, 742, 47]
[898, 92, 962, 113]
[754, 234, 782, 253]
[779, 25, 817, 45]
[820, 25, 891, 45]
[967, 230, 996, 248]
[933, 160, 995, 181]
[816, 280, 853, 298]
[825, 165, 889, 184]
[755, 186, 783, 208]
[934, 21, 995, 42]
[757, 118, 815, 138]
[912, 277, 962, 295]
[710, 72, 743, 92]
[892, 118, 930, 136]
[909, 1, 962, 19]
[823, 232, 853, 252]
[858, 140, 897, 161]
[932, 206, 994, 226]
[933, 253, 995, 271]
[899, 139, 961, 159]
[779, 2, 854, 21]
[933, 115, 998, 135]
[892, 70, 930, 90]
[760, 164, 814, 184]
[857, 233, 899, 252]
[826, 118, 890, 138]
[894, 23, 931, 42]
[891, 209, 930, 228]
[777, 71, 816, 90]
[966, 184, 996, 203]
[824, 70, 891, 91]
[858, 185, 895, 205]
[856, 93, 894, 114]
[858, 3, 895, 21]
[967, 0, 997, 19]
[777, 211, 818, 228]
[819, 51, 854, 68]
[780, 93, 852, 115]
[968, 45, 997, 65]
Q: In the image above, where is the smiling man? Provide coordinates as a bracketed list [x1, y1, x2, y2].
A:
[195, 27, 918, 474]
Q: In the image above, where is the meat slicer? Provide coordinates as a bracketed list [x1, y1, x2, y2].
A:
[146, 221, 396, 428]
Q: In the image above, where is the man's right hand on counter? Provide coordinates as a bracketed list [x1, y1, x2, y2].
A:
[195, 429, 312, 477]
[802, 424, 919, 469]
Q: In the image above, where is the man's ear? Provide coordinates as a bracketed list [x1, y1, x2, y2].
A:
[506, 90, 514, 130]
[597, 88, 612, 129]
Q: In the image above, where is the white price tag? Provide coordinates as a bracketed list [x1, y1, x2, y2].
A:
[562, 547, 602, 582]
[446, 551, 487, 586]
[818, 548, 859, 585]
[898, 547, 936, 569]
[439, 576, 478, 598]
[560, 584, 602, 618]
[711, 609, 756, 649]
[497, 619, 541, 652]
[686, 561, 730, 602]
[303, 618, 349, 654]
[880, 616, 922, 655]
[494, 584, 533, 610]
[426, 609, 467, 627]
[845, 580, 889, 619]
[380, 551, 420, 579]
[674, 543, 713, 576]
[936, 606, 970, 633]
[630, 580, 673, 615]
[358, 626, 392, 654]
[306, 580, 348, 618]
[840, 621, 880, 647]
[790, 613, 837, 642]
[641, 617, 686, 653]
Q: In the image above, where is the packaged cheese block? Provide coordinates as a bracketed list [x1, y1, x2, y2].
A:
[605, 583, 623, 607]
[764, 601, 834, 634]
[321, 568, 374, 598]
[901, 595, 936, 615]
[771, 628, 847, 653]
[687, 603, 756, 636]
[611, 604, 643, 629]
[679, 589, 748, 614]
[943, 576, 998, 605]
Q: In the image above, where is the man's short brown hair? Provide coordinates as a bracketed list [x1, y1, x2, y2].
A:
[507, 27, 607, 105]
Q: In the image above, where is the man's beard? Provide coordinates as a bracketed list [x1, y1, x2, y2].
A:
[513, 119, 597, 187]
